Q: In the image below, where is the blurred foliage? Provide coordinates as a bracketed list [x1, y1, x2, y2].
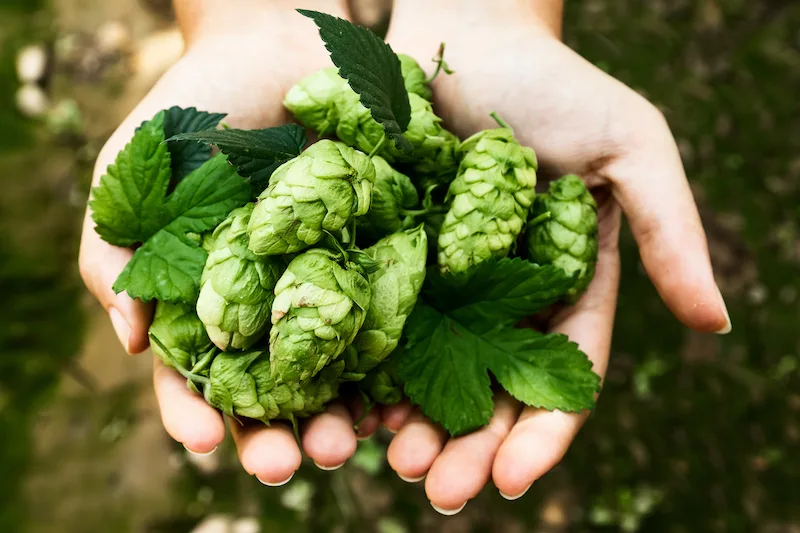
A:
[0, 0, 798, 532]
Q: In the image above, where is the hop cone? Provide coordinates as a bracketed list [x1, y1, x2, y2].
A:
[398, 53, 432, 100]
[196, 203, 285, 351]
[360, 358, 404, 406]
[247, 140, 376, 256]
[338, 93, 458, 177]
[270, 248, 371, 384]
[282, 67, 350, 137]
[283, 54, 430, 137]
[149, 301, 212, 370]
[437, 127, 538, 273]
[195, 350, 344, 424]
[526, 174, 598, 299]
[353, 226, 427, 373]
[357, 155, 419, 243]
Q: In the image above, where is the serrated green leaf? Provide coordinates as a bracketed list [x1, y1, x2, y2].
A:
[397, 302, 601, 436]
[398, 304, 494, 436]
[483, 329, 601, 412]
[168, 125, 307, 194]
[112, 154, 251, 303]
[90, 112, 172, 247]
[163, 106, 226, 181]
[298, 9, 412, 152]
[424, 258, 578, 334]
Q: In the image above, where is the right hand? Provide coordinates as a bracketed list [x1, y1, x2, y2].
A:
[78, 0, 379, 485]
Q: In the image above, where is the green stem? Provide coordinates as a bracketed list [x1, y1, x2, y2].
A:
[529, 211, 551, 226]
[368, 134, 388, 159]
[425, 42, 454, 84]
[490, 111, 512, 130]
[149, 334, 210, 385]
[346, 217, 358, 250]
[400, 206, 448, 217]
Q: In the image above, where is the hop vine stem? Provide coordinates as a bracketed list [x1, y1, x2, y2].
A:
[368, 134, 388, 158]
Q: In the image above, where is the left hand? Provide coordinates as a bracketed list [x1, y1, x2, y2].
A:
[381, 0, 730, 514]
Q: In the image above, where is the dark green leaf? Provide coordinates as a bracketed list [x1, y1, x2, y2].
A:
[163, 107, 226, 181]
[112, 154, 251, 304]
[90, 112, 172, 247]
[424, 258, 578, 333]
[398, 300, 601, 436]
[168, 125, 307, 194]
[397, 304, 494, 436]
[298, 9, 412, 152]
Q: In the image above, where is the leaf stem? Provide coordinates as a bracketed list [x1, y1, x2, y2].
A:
[426, 42, 454, 84]
[368, 134, 388, 159]
[400, 206, 448, 217]
[528, 211, 551, 226]
[490, 111, 512, 130]
[149, 334, 210, 385]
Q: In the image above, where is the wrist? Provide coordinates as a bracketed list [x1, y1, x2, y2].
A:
[174, 0, 352, 48]
[388, 0, 562, 40]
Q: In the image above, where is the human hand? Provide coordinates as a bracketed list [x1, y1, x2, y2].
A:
[382, 0, 731, 513]
[78, 0, 380, 485]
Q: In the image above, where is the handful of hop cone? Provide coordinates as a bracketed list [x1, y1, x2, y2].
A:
[89, 9, 601, 439]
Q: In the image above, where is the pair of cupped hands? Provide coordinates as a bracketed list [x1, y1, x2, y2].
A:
[79, 0, 730, 515]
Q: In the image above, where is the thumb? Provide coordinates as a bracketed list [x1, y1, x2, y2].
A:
[78, 214, 154, 354]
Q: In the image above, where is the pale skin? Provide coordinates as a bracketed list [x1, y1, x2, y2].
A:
[79, 0, 731, 513]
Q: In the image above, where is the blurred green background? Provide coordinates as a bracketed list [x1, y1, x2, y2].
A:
[1, 0, 798, 532]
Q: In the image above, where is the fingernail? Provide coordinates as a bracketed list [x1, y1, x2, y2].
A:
[431, 501, 467, 516]
[183, 444, 217, 456]
[109, 307, 131, 353]
[256, 472, 294, 487]
[714, 286, 732, 334]
[499, 483, 532, 501]
[314, 461, 345, 471]
[356, 434, 372, 441]
[398, 473, 425, 483]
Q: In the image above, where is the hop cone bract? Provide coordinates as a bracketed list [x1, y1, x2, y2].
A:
[437, 127, 538, 273]
[360, 358, 404, 405]
[247, 140, 376, 255]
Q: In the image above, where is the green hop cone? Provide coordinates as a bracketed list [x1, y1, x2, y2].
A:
[247, 140, 376, 255]
[193, 350, 344, 424]
[526, 174, 599, 300]
[282, 67, 349, 137]
[398, 53, 432, 100]
[360, 358, 404, 405]
[283, 54, 430, 138]
[270, 248, 371, 384]
[437, 126, 538, 273]
[149, 301, 212, 370]
[338, 93, 459, 180]
[357, 155, 419, 242]
[353, 226, 427, 373]
[196, 203, 285, 351]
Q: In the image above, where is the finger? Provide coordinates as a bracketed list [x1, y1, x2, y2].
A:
[301, 402, 358, 470]
[425, 393, 521, 514]
[387, 410, 448, 482]
[382, 400, 414, 433]
[345, 397, 381, 440]
[79, 225, 153, 354]
[229, 419, 301, 486]
[606, 106, 730, 333]
[493, 200, 622, 500]
[153, 357, 226, 454]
